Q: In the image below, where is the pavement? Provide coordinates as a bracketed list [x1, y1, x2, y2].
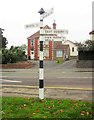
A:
[1, 84, 93, 101]
[1, 82, 93, 101]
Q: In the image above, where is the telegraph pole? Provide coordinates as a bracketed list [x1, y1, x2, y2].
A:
[38, 8, 45, 99]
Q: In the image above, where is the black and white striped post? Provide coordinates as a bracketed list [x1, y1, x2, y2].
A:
[38, 8, 45, 99]
[25, 8, 54, 100]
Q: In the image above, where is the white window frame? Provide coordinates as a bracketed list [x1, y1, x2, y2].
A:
[56, 50, 62, 57]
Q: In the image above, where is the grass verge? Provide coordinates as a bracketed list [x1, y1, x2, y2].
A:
[1, 97, 94, 119]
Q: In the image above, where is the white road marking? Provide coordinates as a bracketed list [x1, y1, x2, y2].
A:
[0, 79, 22, 83]
[58, 77, 93, 79]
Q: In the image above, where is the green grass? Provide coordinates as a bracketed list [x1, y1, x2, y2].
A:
[1, 97, 94, 119]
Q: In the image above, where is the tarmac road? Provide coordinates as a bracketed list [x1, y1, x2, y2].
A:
[0, 59, 93, 100]
[1, 59, 93, 89]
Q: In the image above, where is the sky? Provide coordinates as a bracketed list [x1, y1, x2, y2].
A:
[0, 0, 93, 48]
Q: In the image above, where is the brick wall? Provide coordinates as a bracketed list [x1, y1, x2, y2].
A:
[0, 61, 32, 69]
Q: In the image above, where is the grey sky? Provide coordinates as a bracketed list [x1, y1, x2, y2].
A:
[0, 0, 93, 48]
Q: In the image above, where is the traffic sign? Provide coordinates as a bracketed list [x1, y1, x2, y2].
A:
[41, 8, 54, 19]
[25, 22, 42, 28]
[40, 29, 68, 34]
[45, 36, 64, 41]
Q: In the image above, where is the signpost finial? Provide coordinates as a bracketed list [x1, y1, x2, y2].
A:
[38, 8, 45, 15]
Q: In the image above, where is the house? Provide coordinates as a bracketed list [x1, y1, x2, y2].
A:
[27, 25, 53, 60]
[27, 21, 70, 60]
[62, 40, 78, 57]
[53, 44, 70, 60]
[89, 30, 94, 40]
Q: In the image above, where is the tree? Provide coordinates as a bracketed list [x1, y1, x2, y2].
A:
[2, 37, 8, 48]
[20, 44, 27, 51]
[77, 40, 94, 51]
[0, 28, 8, 48]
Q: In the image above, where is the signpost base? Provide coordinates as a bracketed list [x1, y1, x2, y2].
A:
[39, 88, 44, 99]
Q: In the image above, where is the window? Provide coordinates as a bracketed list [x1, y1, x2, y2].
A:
[72, 47, 74, 52]
[45, 40, 49, 45]
[56, 51, 62, 57]
[31, 40, 34, 46]
[44, 49, 49, 57]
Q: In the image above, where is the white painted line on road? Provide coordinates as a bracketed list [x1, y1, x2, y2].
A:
[58, 77, 93, 79]
[1, 79, 22, 83]
[1, 84, 94, 91]
[4, 80, 22, 83]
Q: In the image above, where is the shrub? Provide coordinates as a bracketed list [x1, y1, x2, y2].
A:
[1, 46, 27, 64]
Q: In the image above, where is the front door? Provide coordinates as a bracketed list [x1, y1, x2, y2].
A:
[31, 51, 34, 60]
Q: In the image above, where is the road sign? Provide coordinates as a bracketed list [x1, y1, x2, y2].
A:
[41, 8, 54, 19]
[40, 29, 68, 35]
[44, 36, 64, 41]
[25, 22, 42, 28]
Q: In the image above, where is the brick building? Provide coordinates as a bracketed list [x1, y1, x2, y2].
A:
[27, 21, 69, 60]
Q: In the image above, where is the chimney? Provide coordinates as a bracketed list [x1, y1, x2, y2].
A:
[53, 20, 56, 29]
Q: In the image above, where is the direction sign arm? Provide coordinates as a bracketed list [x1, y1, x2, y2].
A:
[41, 8, 54, 19]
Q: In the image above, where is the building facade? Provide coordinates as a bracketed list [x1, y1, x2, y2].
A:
[27, 26, 54, 60]
[27, 22, 70, 60]
[89, 30, 94, 40]
[62, 40, 78, 57]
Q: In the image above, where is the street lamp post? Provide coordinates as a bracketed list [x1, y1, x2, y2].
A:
[38, 8, 45, 99]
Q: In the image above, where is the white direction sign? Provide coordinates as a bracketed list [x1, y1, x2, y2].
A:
[45, 36, 64, 41]
[41, 8, 54, 19]
[40, 29, 68, 34]
[25, 22, 42, 28]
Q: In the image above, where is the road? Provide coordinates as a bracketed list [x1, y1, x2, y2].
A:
[0, 59, 93, 100]
[1, 59, 93, 89]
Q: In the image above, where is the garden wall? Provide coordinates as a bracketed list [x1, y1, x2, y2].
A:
[0, 61, 33, 69]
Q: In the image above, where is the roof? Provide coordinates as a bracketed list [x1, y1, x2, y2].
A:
[89, 30, 94, 35]
[54, 44, 69, 50]
[27, 25, 51, 40]
[63, 40, 77, 46]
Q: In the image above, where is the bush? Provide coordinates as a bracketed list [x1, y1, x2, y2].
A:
[1, 46, 27, 64]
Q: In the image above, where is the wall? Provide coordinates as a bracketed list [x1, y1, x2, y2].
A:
[76, 60, 94, 68]
[90, 34, 94, 40]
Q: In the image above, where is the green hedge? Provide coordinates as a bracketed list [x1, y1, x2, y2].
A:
[1, 46, 27, 64]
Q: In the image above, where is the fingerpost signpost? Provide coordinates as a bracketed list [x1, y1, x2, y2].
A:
[25, 7, 54, 99]
[25, 8, 68, 99]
